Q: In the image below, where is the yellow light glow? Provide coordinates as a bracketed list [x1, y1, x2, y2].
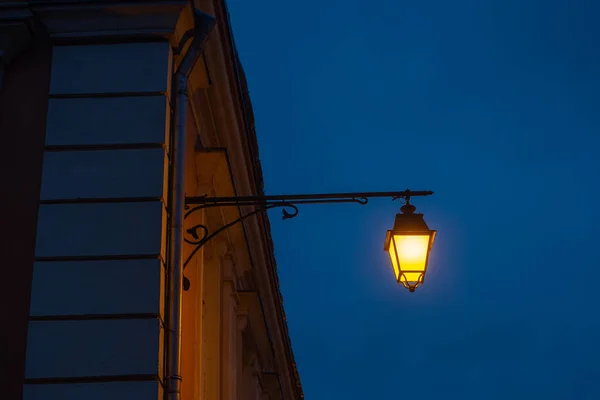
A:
[392, 234, 430, 282]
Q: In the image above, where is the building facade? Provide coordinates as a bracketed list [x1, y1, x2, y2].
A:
[0, 1, 303, 400]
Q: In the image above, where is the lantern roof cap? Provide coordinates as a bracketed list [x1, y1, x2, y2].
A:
[392, 208, 431, 232]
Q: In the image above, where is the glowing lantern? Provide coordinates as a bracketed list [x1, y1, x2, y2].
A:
[384, 202, 436, 292]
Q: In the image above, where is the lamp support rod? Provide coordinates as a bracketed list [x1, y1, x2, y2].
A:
[185, 189, 433, 206]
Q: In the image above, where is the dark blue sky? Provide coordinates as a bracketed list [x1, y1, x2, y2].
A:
[229, 1, 600, 398]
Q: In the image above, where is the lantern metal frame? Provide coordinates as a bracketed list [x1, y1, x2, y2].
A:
[183, 189, 434, 290]
[384, 201, 437, 292]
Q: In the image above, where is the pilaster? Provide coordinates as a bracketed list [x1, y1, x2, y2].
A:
[222, 255, 240, 400]
[236, 312, 249, 400]
[203, 254, 222, 400]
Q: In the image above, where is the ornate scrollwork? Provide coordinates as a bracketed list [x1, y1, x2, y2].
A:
[181, 201, 301, 291]
[354, 196, 368, 205]
[182, 201, 300, 271]
[278, 202, 299, 219]
[184, 224, 208, 245]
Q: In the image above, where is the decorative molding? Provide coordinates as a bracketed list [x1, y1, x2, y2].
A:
[196, 1, 305, 398]
[0, 1, 189, 41]
[31, 0, 187, 40]
[0, 0, 189, 85]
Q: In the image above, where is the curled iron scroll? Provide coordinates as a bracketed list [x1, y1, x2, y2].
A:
[184, 224, 208, 245]
[182, 201, 300, 271]
[353, 197, 368, 205]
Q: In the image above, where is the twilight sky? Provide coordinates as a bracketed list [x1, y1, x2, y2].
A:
[228, 1, 600, 398]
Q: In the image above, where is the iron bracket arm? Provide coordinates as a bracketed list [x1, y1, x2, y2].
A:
[181, 189, 434, 279]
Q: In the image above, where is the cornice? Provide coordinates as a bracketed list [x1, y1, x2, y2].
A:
[1, 1, 188, 41]
[0, 0, 189, 85]
[31, 0, 188, 40]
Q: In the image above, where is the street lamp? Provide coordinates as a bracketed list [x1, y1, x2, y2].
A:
[384, 200, 436, 292]
[183, 189, 436, 292]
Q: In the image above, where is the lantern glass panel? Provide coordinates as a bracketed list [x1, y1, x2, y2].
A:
[392, 234, 430, 282]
